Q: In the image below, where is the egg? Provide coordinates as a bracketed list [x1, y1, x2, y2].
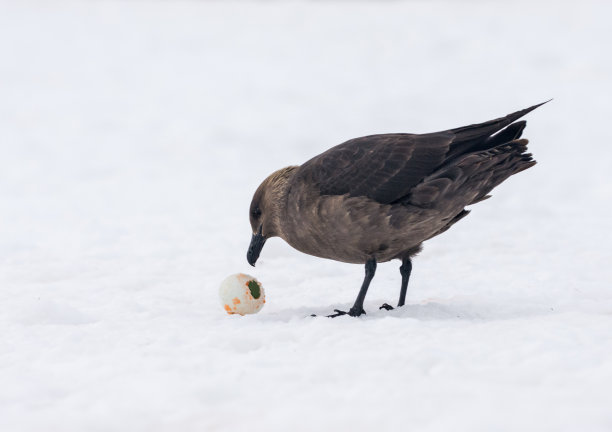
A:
[219, 273, 265, 315]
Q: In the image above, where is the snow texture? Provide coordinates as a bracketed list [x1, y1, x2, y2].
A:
[1, 1, 611, 431]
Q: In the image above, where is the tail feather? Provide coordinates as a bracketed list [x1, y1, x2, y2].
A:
[407, 138, 536, 208]
[485, 120, 527, 147]
[466, 138, 536, 204]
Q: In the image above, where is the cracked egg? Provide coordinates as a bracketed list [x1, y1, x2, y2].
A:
[219, 273, 265, 315]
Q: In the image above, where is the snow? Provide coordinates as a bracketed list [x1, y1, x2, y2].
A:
[1, 1, 612, 431]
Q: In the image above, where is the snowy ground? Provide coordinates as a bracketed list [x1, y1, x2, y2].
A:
[1, 1, 612, 431]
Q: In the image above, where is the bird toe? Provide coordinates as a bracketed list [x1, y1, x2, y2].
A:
[326, 309, 348, 318]
[327, 308, 366, 318]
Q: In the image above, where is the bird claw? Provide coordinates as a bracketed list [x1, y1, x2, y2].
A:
[326, 309, 347, 318]
[379, 303, 394, 311]
[327, 307, 366, 318]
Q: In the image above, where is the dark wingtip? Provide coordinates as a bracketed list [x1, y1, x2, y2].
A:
[528, 99, 552, 111]
[514, 99, 552, 118]
[450, 99, 552, 139]
[492, 99, 552, 130]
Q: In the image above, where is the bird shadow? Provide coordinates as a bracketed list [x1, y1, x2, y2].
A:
[258, 297, 555, 323]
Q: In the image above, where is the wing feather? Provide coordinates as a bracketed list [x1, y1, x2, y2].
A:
[296, 133, 453, 204]
[292, 103, 546, 205]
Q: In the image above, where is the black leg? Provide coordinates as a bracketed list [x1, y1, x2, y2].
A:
[328, 258, 377, 318]
[379, 257, 412, 311]
[397, 258, 412, 307]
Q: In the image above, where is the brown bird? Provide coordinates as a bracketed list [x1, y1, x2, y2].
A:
[247, 102, 546, 317]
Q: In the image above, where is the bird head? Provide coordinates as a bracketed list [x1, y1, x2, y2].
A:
[247, 166, 298, 266]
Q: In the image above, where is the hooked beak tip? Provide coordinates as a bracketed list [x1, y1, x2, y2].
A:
[247, 226, 266, 267]
[247, 239, 264, 267]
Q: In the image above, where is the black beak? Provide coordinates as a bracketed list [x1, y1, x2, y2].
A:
[247, 227, 266, 267]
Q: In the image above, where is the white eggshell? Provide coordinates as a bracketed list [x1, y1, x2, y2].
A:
[219, 273, 265, 315]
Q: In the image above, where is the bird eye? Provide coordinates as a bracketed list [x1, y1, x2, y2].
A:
[251, 207, 262, 218]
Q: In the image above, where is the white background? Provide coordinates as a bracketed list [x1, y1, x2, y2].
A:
[1, 1, 611, 431]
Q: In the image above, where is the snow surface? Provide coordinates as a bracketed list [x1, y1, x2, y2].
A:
[1, 1, 612, 431]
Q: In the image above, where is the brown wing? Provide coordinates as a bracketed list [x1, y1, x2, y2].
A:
[294, 102, 547, 205]
[296, 132, 454, 204]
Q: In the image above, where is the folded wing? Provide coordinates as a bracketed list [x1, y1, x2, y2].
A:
[295, 102, 546, 205]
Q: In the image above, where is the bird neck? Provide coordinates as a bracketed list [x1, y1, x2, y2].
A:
[266, 165, 299, 239]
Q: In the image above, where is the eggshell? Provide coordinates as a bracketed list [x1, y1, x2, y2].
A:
[219, 273, 265, 315]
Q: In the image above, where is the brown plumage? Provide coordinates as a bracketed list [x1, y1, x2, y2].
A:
[247, 102, 546, 317]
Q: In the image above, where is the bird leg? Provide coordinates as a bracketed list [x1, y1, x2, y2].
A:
[398, 258, 412, 306]
[328, 258, 377, 318]
[379, 258, 412, 311]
